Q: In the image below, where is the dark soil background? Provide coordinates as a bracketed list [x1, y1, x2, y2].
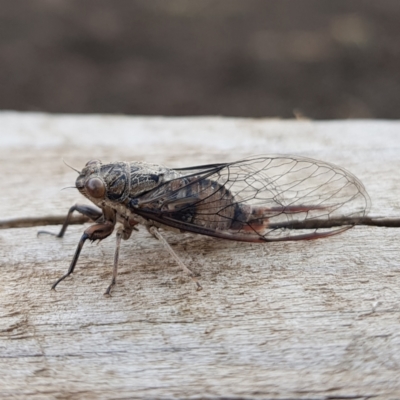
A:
[1, 0, 399, 118]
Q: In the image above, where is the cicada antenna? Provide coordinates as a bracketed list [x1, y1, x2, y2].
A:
[60, 186, 77, 191]
[62, 158, 80, 174]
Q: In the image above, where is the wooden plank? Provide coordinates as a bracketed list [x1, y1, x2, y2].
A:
[1, 112, 400, 398]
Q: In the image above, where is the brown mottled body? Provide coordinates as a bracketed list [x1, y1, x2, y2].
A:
[39, 156, 370, 293]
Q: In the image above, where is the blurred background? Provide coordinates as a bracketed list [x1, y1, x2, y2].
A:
[1, 0, 399, 119]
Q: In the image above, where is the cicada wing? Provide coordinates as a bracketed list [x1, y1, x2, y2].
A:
[132, 156, 370, 242]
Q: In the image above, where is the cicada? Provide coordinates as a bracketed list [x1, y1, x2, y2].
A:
[40, 155, 370, 294]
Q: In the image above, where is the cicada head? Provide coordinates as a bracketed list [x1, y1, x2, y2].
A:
[76, 159, 131, 206]
[76, 160, 170, 207]
[75, 160, 107, 206]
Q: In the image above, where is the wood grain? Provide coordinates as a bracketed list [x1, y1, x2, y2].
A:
[1, 112, 400, 399]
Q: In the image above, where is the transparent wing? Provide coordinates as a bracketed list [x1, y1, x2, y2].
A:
[131, 155, 370, 242]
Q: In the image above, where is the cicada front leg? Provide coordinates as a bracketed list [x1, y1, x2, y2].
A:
[51, 222, 115, 290]
[38, 204, 103, 238]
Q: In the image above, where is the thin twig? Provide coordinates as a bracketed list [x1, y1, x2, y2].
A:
[0, 215, 90, 229]
[1, 215, 400, 230]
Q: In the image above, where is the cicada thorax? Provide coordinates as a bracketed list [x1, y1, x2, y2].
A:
[99, 162, 180, 204]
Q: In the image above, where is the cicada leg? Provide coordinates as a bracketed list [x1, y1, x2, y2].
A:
[149, 226, 202, 291]
[38, 204, 103, 238]
[104, 228, 123, 296]
[51, 222, 115, 290]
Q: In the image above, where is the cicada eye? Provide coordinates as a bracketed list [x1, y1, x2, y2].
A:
[85, 177, 105, 198]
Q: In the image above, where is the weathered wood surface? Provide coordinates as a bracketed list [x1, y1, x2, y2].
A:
[1, 112, 400, 399]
